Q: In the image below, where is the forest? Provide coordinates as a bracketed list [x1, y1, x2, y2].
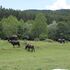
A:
[0, 6, 70, 41]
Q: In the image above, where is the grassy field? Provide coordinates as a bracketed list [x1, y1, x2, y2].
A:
[0, 40, 70, 70]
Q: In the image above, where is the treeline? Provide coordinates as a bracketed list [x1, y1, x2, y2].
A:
[0, 6, 70, 24]
[0, 14, 48, 40]
[0, 6, 70, 41]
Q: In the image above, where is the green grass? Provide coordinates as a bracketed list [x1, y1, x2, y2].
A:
[0, 40, 70, 70]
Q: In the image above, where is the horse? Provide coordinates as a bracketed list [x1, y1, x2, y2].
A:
[8, 40, 20, 48]
[7, 35, 20, 48]
[25, 44, 35, 52]
[58, 38, 65, 43]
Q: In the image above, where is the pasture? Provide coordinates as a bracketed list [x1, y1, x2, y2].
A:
[0, 40, 70, 70]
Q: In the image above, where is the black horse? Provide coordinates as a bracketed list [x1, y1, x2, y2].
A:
[8, 35, 20, 47]
[58, 38, 65, 43]
[9, 40, 20, 47]
[25, 44, 35, 52]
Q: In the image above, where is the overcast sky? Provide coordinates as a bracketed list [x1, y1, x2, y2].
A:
[0, 0, 70, 10]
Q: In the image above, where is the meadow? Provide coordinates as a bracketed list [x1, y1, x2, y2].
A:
[0, 40, 70, 70]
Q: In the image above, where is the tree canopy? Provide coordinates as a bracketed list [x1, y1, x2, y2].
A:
[0, 6, 70, 41]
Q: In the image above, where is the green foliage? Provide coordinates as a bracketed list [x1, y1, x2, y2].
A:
[31, 13, 48, 39]
[22, 20, 34, 39]
[0, 6, 70, 24]
[56, 21, 70, 40]
[0, 21, 3, 39]
[17, 19, 24, 39]
[39, 33, 47, 40]
[48, 21, 70, 40]
[0, 6, 70, 40]
[48, 20, 57, 40]
[1, 15, 19, 38]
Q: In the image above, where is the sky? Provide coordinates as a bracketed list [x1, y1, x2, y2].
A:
[0, 0, 70, 10]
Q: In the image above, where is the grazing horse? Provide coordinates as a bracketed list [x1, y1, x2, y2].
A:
[25, 44, 35, 52]
[58, 38, 65, 43]
[9, 40, 20, 47]
[8, 35, 20, 48]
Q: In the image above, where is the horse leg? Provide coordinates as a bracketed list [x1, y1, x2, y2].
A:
[28, 48, 30, 51]
[13, 44, 15, 48]
[31, 46, 35, 52]
[18, 43, 20, 48]
[32, 47, 35, 52]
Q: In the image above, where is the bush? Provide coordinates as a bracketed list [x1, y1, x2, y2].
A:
[39, 33, 47, 40]
[34, 38, 40, 41]
[44, 39, 54, 42]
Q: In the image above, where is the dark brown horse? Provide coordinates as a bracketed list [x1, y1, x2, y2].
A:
[9, 40, 20, 47]
[58, 38, 65, 43]
[25, 44, 35, 52]
[8, 35, 20, 47]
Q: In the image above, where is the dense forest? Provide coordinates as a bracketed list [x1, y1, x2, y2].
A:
[0, 6, 70, 41]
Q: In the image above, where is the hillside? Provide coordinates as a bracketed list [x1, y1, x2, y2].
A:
[0, 6, 70, 24]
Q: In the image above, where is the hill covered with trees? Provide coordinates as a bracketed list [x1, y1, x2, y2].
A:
[0, 6, 70, 41]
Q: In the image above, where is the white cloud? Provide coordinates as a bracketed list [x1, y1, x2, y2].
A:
[46, 0, 70, 10]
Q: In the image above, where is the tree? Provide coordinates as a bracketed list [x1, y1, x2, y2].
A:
[56, 21, 67, 39]
[48, 20, 57, 40]
[48, 20, 70, 41]
[17, 19, 24, 39]
[64, 21, 70, 41]
[22, 20, 34, 40]
[0, 21, 3, 39]
[31, 13, 48, 40]
[1, 15, 19, 38]
[53, 21, 70, 40]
